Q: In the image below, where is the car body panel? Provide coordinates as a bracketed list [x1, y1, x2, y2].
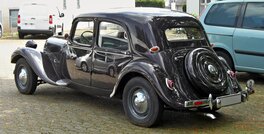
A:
[11, 47, 59, 85]
[200, 0, 264, 73]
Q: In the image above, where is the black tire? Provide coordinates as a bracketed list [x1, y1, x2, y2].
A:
[123, 77, 163, 127]
[185, 48, 228, 96]
[0, 26, 2, 38]
[14, 58, 38, 94]
[81, 62, 88, 72]
[18, 32, 24, 39]
[215, 51, 235, 71]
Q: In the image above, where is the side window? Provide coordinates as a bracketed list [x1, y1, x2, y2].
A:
[205, 3, 241, 27]
[73, 21, 94, 45]
[242, 3, 264, 30]
[98, 22, 128, 51]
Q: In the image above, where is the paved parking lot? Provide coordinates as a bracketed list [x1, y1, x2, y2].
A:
[0, 38, 263, 133]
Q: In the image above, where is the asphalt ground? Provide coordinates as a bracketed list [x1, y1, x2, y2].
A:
[0, 38, 263, 133]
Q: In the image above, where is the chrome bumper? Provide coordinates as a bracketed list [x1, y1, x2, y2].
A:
[184, 80, 255, 110]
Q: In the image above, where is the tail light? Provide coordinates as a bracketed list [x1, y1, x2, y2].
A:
[49, 15, 53, 24]
[18, 15, 21, 24]
[165, 78, 174, 90]
[149, 46, 160, 53]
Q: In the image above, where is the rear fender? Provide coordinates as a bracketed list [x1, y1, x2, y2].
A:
[11, 47, 64, 85]
[110, 60, 184, 108]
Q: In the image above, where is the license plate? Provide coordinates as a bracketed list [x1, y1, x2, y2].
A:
[217, 93, 242, 107]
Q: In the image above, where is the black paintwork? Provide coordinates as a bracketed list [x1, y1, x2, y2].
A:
[11, 8, 243, 109]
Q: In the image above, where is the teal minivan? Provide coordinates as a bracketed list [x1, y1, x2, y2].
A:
[200, 0, 264, 73]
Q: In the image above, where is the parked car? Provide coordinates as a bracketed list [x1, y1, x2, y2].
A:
[17, 2, 64, 39]
[0, 22, 3, 38]
[200, 0, 264, 73]
[11, 8, 255, 127]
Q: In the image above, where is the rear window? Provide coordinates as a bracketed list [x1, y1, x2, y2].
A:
[164, 27, 207, 48]
[205, 3, 241, 27]
[20, 4, 49, 16]
[165, 27, 204, 41]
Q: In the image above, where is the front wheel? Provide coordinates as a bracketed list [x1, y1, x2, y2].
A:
[14, 58, 38, 94]
[123, 77, 163, 127]
[18, 32, 24, 39]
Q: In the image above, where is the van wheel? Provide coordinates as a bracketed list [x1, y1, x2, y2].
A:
[123, 77, 163, 127]
[14, 58, 37, 94]
[18, 32, 24, 39]
[215, 51, 235, 71]
[0, 26, 2, 38]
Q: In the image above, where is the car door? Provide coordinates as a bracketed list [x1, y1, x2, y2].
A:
[92, 21, 132, 90]
[66, 19, 95, 86]
[233, 2, 264, 73]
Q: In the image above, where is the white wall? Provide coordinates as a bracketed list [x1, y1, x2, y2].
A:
[186, 0, 200, 16]
[62, 0, 135, 32]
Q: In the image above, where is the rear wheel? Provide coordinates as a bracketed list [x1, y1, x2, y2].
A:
[81, 62, 88, 72]
[18, 32, 24, 39]
[123, 77, 163, 127]
[215, 50, 234, 71]
[14, 58, 37, 94]
[0, 26, 2, 38]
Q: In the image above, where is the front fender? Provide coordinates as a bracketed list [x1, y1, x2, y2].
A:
[11, 47, 58, 85]
[110, 60, 183, 109]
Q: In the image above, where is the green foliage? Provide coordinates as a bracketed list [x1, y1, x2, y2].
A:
[182, 4, 186, 12]
[136, 0, 165, 8]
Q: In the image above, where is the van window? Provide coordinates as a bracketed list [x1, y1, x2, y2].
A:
[20, 4, 48, 16]
[242, 3, 264, 30]
[205, 3, 241, 27]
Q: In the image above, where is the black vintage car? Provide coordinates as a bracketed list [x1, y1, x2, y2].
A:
[11, 8, 254, 127]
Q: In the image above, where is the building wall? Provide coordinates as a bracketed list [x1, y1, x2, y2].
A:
[0, 0, 135, 34]
[186, 0, 218, 16]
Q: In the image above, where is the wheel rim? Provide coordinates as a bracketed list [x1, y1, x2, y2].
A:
[129, 88, 149, 117]
[18, 67, 28, 87]
[109, 68, 114, 76]
[81, 63, 87, 71]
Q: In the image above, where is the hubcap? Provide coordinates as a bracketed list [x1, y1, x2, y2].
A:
[18, 67, 28, 86]
[208, 64, 218, 75]
[132, 89, 148, 114]
[81, 63, 87, 71]
[109, 68, 114, 76]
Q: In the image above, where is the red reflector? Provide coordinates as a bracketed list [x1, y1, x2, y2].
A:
[165, 78, 174, 90]
[49, 15, 53, 24]
[18, 15, 21, 24]
[194, 101, 203, 106]
[150, 46, 160, 53]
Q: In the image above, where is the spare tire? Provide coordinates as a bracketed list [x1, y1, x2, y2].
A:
[185, 48, 228, 95]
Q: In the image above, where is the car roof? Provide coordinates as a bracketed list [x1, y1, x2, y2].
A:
[213, 0, 264, 3]
[76, 7, 195, 22]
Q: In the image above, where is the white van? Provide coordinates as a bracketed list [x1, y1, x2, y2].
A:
[17, 3, 64, 39]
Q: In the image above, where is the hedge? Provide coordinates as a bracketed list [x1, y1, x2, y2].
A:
[136, 0, 165, 8]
